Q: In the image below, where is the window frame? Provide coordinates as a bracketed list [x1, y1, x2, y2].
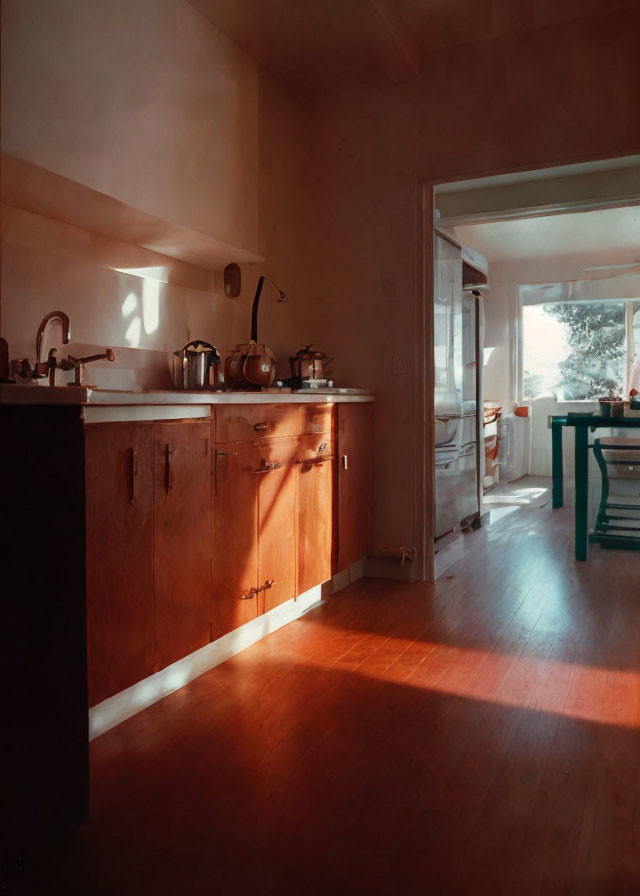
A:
[518, 295, 640, 403]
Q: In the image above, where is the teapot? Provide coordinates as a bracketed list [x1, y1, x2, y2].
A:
[290, 345, 332, 381]
[225, 276, 286, 389]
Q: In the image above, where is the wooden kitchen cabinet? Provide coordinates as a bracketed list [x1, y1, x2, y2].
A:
[256, 436, 299, 613]
[337, 403, 373, 571]
[85, 423, 155, 706]
[296, 434, 335, 594]
[211, 440, 259, 639]
[153, 420, 212, 670]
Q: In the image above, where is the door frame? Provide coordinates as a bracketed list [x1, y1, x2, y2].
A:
[416, 151, 640, 582]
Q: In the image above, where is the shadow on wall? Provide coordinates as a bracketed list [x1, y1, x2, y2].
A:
[1, 227, 252, 390]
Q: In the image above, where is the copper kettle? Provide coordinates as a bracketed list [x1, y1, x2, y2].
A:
[290, 345, 332, 381]
[225, 276, 286, 389]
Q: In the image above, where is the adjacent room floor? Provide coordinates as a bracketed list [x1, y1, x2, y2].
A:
[16, 478, 640, 895]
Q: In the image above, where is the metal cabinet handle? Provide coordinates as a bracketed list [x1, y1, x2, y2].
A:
[254, 422, 271, 432]
[258, 579, 274, 593]
[341, 454, 349, 470]
[130, 447, 138, 503]
[213, 450, 221, 499]
[240, 580, 274, 600]
[254, 460, 281, 473]
[165, 444, 173, 493]
[213, 449, 238, 497]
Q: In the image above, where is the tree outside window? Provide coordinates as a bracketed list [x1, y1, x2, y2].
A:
[522, 300, 639, 401]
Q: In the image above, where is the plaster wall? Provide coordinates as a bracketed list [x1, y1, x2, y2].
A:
[0, 0, 310, 388]
[300, 8, 640, 564]
[2, 0, 259, 248]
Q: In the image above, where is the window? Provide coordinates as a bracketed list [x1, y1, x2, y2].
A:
[522, 299, 640, 401]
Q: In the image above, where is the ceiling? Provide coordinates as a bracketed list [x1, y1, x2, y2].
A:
[188, 0, 636, 90]
[453, 205, 640, 264]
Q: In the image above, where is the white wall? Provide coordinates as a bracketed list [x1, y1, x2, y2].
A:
[2, 0, 259, 248]
[1, 0, 311, 388]
[483, 274, 516, 411]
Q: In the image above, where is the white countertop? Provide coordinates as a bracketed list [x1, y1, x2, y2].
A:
[0, 383, 374, 407]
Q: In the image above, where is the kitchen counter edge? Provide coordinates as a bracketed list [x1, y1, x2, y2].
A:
[0, 386, 374, 423]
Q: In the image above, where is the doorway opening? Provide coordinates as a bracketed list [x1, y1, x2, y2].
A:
[423, 154, 640, 579]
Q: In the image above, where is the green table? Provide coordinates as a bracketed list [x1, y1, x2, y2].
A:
[551, 413, 640, 560]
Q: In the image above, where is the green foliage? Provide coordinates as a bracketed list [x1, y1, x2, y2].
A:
[543, 302, 625, 400]
[523, 369, 543, 400]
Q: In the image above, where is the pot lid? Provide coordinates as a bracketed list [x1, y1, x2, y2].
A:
[176, 340, 220, 361]
[292, 344, 331, 362]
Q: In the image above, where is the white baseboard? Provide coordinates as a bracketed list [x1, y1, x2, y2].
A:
[88, 559, 366, 740]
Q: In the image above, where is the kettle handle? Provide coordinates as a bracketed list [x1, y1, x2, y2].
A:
[182, 340, 221, 362]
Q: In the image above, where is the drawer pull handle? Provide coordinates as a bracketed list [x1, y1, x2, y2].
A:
[254, 422, 271, 431]
[165, 444, 173, 493]
[240, 580, 274, 600]
[213, 449, 235, 497]
[341, 454, 349, 470]
[257, 579, 274, 593]
[254, 460, 281, 473]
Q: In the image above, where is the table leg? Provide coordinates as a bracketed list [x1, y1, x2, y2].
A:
[575, 424, 589, 561]
[552, 420, 564, 508]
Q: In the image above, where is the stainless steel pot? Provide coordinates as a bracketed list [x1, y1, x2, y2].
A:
[172, 340, 222, 390]
[290, 345, 331, 381]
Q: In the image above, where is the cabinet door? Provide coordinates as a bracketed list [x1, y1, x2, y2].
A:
[337, 404, 373, 571]
[85, 423, 154, 705]
[296, 435, 335, 594]
[154, 420, 212, 670]
[211, 441, 259, 639]
[256, 436, 298, 613]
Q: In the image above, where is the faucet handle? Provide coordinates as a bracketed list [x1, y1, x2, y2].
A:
[60, 348, 116, 387]
[34, 347, 58, 380]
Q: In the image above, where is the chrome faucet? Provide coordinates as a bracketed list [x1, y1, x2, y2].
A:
[36, 311, 71, 374]
[11, 310, 71, 385]
[60, 348, 115, 387]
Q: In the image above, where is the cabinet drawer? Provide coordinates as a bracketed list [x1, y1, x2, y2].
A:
[298, 403, 334, 436]
[253, 435, 299, 470]
[216, 404, 299, 442]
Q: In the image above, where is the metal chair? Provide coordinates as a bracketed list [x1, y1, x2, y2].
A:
[591, 437, 640, 550]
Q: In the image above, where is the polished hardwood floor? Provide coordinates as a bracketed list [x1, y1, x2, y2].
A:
[13, 480, 640, 894]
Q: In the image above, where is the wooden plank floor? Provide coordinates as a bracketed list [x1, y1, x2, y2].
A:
[13, 480, 640, 894]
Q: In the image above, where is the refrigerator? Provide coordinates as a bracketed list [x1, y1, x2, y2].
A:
[434, 233, 482, 539]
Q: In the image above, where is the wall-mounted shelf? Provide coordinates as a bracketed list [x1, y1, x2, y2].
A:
[1, 154, 265, 273]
